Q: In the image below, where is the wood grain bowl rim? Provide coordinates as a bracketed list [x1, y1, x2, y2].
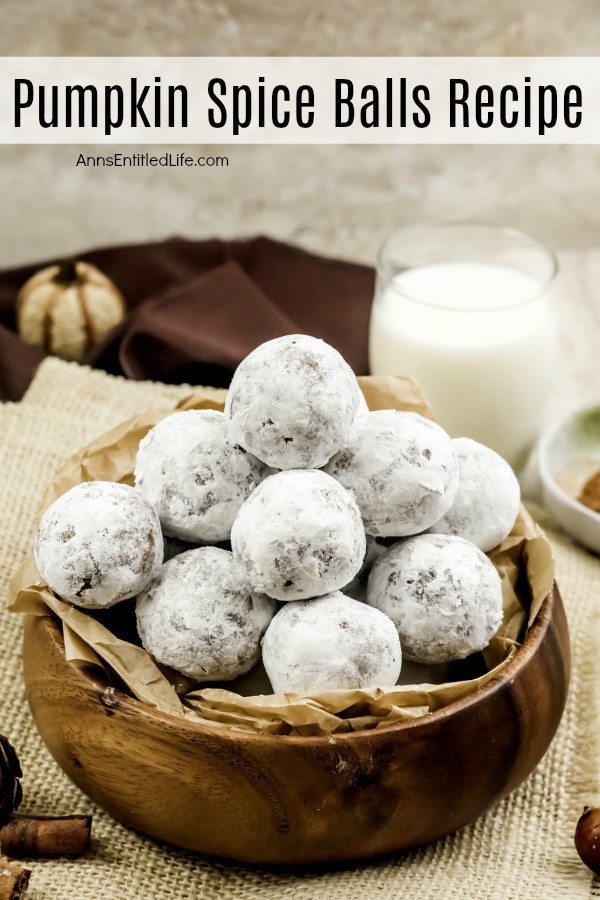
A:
[29, 584, 561, 746]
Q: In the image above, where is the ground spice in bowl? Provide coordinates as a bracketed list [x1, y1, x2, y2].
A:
[578, 471, 600, 514]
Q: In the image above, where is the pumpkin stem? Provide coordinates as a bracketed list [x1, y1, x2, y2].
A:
[53, 259, 80, 285]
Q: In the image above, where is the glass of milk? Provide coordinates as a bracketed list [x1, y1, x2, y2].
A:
[369, 222, 558, 470]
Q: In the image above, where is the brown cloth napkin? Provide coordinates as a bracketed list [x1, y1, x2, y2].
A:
[0, 236, 375, 400]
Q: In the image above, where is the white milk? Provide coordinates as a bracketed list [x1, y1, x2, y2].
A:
[369, 261, 557, 469]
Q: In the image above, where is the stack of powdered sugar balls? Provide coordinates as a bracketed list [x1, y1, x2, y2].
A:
[34, 334, 521, 695]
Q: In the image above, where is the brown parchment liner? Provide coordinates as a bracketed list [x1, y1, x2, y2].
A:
[8, 375, 555, 736]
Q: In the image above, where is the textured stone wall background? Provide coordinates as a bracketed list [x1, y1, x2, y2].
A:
[0, 2, 597, 267]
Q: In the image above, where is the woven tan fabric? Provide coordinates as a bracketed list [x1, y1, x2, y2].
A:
[0, 357, 595, 898]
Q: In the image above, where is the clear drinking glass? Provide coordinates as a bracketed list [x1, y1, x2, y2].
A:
[369, 222, 558, 470]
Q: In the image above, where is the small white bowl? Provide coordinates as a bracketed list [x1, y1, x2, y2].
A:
[538, 405, 600, 554]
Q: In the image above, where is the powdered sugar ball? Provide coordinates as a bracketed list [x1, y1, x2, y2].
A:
[367, 534, 503, 664]
[225, 334, 363, 469]
[231, 469, 366, 602]
[262, 591, 402, 693]
[136, 547, 276, 681]
[428, 438, 521, 552]
[34, 481, 162, 609]
[356, 390, 369, 416]
[134, 409, 271, 543]
[324, 410, 459, 538]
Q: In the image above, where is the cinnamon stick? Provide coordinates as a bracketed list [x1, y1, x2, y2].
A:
[0, 859, 30, 899]
[0, 815, 91, 859]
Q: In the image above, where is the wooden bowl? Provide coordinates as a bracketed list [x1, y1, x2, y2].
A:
[22, 586, 569, 865]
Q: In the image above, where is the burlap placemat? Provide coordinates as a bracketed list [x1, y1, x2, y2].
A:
[0, 357, 596, 898]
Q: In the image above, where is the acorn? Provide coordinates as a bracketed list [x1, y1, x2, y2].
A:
[575, 806, 600, 875]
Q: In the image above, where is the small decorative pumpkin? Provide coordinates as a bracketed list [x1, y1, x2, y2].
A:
[17, 259, 125, 362]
